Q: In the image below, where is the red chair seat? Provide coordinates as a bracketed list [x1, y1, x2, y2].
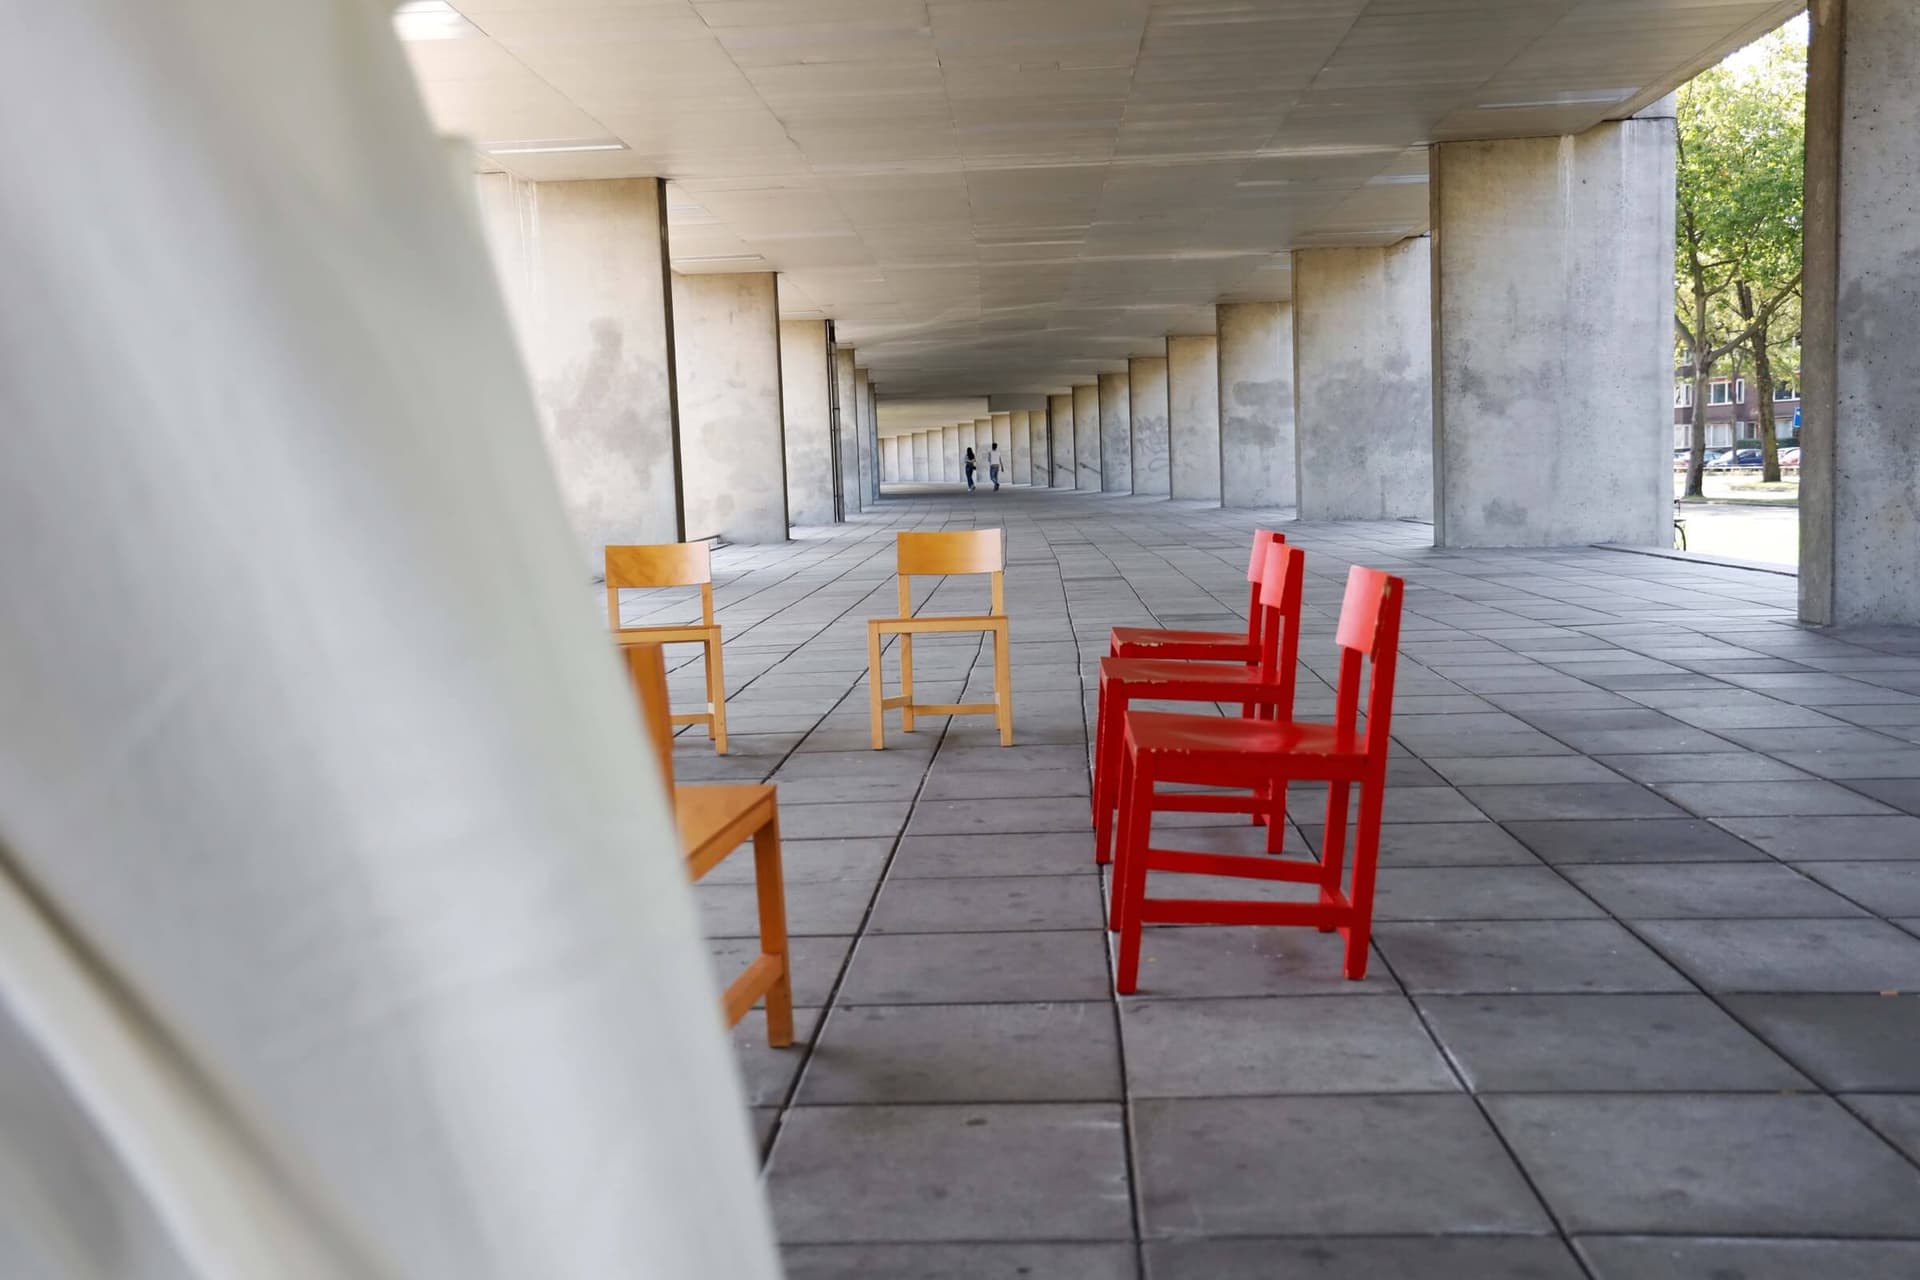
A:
[1099, 656, 1273, 690]
[1109, 624, 1252, 660]
[1126, 710, 1355, 760]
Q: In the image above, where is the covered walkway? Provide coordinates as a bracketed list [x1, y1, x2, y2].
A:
[649, 486, 1920, 1277]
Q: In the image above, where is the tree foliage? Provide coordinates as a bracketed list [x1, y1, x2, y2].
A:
[1675, 27, 1806, 492]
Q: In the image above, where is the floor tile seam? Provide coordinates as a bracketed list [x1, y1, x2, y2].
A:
[1369, 925, 1600, 1271]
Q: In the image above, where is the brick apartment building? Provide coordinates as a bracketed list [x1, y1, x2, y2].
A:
[1674, 362, 1801, 451]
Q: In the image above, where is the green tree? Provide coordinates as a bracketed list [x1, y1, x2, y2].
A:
[1675, 27, 1805, 495]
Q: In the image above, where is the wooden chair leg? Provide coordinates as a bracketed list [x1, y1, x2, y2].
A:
[900, 633, 916, 733]
[867, 627, 885, 750]
[1343, 783, 1386, 980]
[993, 622, 1013, 746]
[705, 635, 729, 756]
[752, 814, 794, 1046]
[1318, 781, 1351, 932]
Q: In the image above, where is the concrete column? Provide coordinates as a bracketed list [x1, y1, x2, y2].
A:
[990, 412, 1011, 481]
[881, 436, 901, 483]
[864, 379, 881, 503]
[960, 420, 979, 481]
[779, 318, 834, 525]
[1217, 301, 1296, 509]
[1432, 121, 1673, 548]
[1292, 240, 1432, 521]
[672, 271, 787, 543]
[1033, 405, 1051, 485]
[833, 348, 861, 514]
[1802, 0, 1920, 625]
[943, 424, 961, 482]
[1168, 335, 1221, 501]
[1009, 410, 1030, 484]
[475, 175, 681, 558]
[852, 367, 872, 504]
[1129, 355, 1171, 497]
[1073, 384, 1100, 490]
[911, 431, 929, 481]
[1050, 394, 1075, 487]
[1098, 372, 1132, 492]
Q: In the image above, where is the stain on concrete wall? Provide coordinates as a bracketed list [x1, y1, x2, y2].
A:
[476, 174, 679, 564]
[833, 348, 861, 514]
[1294, 241, 1432, 521]
[780, 319, 834, 525]
[1168, 335, 1221, 502]
[1433, 124, 1671, 548]
[673, 271, 788, 543]
[1099, 372, 1132, 493]
[1073, 385, 1101, 490]
[1050, 394, 1075, 487]
[1129, 356, 1171, 497]
[1218, 301, 1295, 509]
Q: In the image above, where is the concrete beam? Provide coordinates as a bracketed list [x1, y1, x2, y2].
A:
[1218, 301, 1295, 509]
[475, 175, 681, 559]
[1050, 393, 1076, 487]
[1801, 0, 1920, 625]
[1293, 240, 1432, 521]
[1129, 355, 1171, 497]
[779, 319, 834, 525]
[1432, 122, 1672, 547]
[1073, 384, 1100, 491]
[1168, 335, 1221, 502]
[673, 271, 787, 543]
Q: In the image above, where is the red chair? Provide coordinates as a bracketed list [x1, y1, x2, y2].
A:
[1108, 565, 1406, 989]
[1092, 542, 1305, 864]
[1108, 530, 1282, 661]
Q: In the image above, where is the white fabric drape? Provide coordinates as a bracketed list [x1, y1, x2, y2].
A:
[0, 2, 781, 1276]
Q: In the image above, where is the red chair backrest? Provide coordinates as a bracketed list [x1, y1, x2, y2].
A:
[1331, 566, 1405, 764]
[1254, 542, 1305, 712]
[1242, 529, 1283, 646]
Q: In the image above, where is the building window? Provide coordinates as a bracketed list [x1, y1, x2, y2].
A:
[1708, 423, 1735, 448]
[1674, 382, 1693, 408]
[1708, 380, 1732, 405]
[1736, 378, 1747, 403]
[1774, 381, 1797, 401]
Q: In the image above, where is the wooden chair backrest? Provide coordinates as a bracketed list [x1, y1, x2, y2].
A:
[1330, 566, 1406, 763]
[894, 529, 1006, 617]
[1242, 529, 1282, 645]
[621, 639, 677, 796]
[605, 542, 715, 629]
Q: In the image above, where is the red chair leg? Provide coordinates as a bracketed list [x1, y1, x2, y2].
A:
[1265, 776, 1291, 854]
[1113, 755, 1155, 994]
[1342, 781, 1386, 980]
[1107, 751, 1137, 933]
[1317, 780, 1351, 932]
[1094, 684, 1128, 865]
[1090, 675, 1108, 826]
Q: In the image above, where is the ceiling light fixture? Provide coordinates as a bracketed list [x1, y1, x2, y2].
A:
[1476, 89, 1637, 110]
[480, 140, 630, 156]
[393, 1, 479, 41]
[673, 254, 769, 266]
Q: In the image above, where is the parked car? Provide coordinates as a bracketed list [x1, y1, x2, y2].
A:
[1778, 447, 1801, 468]
[1674, 447, 1732, 471]
[1708, 448, 1763, 469]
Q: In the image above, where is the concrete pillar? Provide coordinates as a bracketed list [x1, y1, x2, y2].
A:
[944, 424, 962, 482]
[833, 348, 861, 514]
[475, 175, 681, 558]
[1028, 408, 1048, 485]
[1432, 121, 1673, 547]
[1217, 301, 1296, 509]
[852, 367, 872, 504]
[1050, 394, 1075, 487]
[1098, 372, 1132, 492]
[1073, 384, 1100, 490]
[1168, 335, 1221, 502]
[1009, 410, 1030, 484]
[1129, 355, 1171, 497]
[1802, 0, 1920, 625]
[912, 431, 929, 481]
[672, 271, 787, 543]
[1292, 240, 1432, 521]
[881, 435, 901, 483]
[779, 319, 834, 526]
[990, 411, 1011, 481]
[864, 379, 881, 503]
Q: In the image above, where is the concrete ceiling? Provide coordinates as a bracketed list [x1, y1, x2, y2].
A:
[406, 0, 1802, 398]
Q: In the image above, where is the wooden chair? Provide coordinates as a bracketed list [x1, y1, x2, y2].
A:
[1108, 565, 1406, 989]
[1092, 541, 1305, 863]
[1108, 529, 1282, 661]
[606, 543, 729, 755]
[621, 639, 793, 1047]
[867, 529, 1013, 749]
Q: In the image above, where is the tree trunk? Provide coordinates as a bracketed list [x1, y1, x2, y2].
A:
[1687, 287, 1711, 499]
[1744, 287, 1781, 484]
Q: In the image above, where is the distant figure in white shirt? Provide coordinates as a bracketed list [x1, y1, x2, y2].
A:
[988, 442, 1002, 490]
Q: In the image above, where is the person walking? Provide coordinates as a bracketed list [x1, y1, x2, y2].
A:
[988, 441, 1002, 490]
[963, 447, 976, 493]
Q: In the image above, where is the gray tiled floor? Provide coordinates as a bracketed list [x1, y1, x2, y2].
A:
[643, 486, 1920, 1277]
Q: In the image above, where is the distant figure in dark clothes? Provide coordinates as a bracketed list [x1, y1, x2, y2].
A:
[964, 447, 977, 492]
